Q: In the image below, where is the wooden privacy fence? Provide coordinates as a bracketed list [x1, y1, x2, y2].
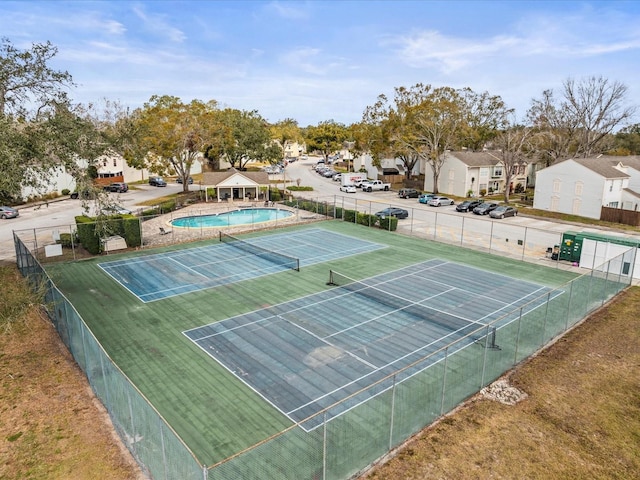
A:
[600, 206, 640, 227]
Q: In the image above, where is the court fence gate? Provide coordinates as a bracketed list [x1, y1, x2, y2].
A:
[13, 229, 634, 480]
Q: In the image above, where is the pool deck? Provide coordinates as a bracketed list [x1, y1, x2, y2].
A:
[141, 201, 324, 248]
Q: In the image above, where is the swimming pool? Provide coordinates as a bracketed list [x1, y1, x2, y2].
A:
[170, 208, 294, 228]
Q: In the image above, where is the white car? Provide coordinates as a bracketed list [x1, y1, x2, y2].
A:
[428, 196, 455, 207]
[340, 184, 356, 193]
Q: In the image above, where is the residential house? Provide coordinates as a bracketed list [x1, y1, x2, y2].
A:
[533, 156, 640, 219]
[422, 151, 528, 198]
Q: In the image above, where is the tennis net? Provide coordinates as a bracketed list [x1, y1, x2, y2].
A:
[220, 232, 300, 271]
[328, 270, 491, 337]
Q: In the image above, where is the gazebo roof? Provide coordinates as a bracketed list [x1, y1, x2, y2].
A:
[202, 168, 269, 186]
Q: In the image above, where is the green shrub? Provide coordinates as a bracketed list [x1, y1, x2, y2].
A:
[378, 216, 398, 231]
[123, 217, 142, 247]
[343, 209, 357, 223]
[269, 189, 282, 201]
[287, 186, 313, 191]
[357, 212, 375, 227]
[57, 233, 74, 248]
[75, 216, 101, 254]
[61, 188, 70, 196]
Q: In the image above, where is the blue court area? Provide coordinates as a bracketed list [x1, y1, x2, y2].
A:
[98, 228, 386, 302]
[184, 260, 563, 430]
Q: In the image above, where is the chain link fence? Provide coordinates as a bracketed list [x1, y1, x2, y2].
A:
[13, 196, 635, 480]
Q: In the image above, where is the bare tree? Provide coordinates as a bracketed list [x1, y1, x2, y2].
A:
[526, 89, 580, 166]
[493, 123, 532, 203]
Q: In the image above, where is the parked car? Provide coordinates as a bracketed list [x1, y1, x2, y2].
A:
[104, 182, 128, 193]
[428, 196, 455, 207]
[353, 178, 369, 188]
[418, 193, 436, 204]
[333, 173, 342, 181]
[149, 176, 167, 187]
[340, 184, 356, 193]
[489, 205, 518, 219]
[323, 169, 337, 178]
[0, 206, 19, 219]
[375, 207, 409, 219]
[398, 188, 420, 199]
[102, 205, 132, 215]
[176, 176, 193, 184]
[473, 202, 499, 215]
[456, 199, 483, 212]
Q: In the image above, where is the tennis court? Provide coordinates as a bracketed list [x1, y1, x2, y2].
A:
[184, 259, 563, 430]
[98, 228, 386, 302]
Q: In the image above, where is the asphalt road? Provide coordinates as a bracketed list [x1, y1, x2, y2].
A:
[0, 182, 189, 265]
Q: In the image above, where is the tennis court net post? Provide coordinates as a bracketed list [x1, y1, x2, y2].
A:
[219, 232, 300, 271]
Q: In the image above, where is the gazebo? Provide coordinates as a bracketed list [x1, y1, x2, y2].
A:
[201, 168, 270, 202]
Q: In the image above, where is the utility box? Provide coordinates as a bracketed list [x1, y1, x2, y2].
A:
[558, 230, 640, 279]
[559, 231, 581, 262]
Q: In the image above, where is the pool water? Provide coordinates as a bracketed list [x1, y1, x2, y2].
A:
[170, 208, 294, 228]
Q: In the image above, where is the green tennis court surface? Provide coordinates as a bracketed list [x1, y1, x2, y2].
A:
[184, 259, 562, 429]
[98, 228, 385, 302]
[44, 220, 578, 465]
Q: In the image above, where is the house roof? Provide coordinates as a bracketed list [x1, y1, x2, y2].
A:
[622, 187, 640, 200]
[202, 168, 269, 186]
[568, 157, 630, 179]
[447, 151, 503, 167]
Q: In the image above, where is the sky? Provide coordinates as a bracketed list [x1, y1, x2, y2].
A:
[1, 0, 639, 126]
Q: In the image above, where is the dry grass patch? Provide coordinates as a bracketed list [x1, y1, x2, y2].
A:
[362, 287, 640, 480]
[0, 266, 141, 480]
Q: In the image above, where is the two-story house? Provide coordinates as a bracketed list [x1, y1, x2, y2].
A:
[533, 156, 640, 219]
[422, 151, 528, 197]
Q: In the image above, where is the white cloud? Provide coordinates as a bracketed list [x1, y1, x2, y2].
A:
[132, 5, 186, 43]
[265, 1, 310, 20]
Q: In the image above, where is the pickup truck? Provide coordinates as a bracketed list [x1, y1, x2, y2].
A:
[362, 180, 391, 192]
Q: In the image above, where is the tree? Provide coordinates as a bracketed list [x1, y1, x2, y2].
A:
[0, 37, 73, 117]
[135, 96, 219, 191]
[270, 118, 301, 162]
[612, 123, 640, 155]
[493, 122, 532, 203]
[527, 76, 636, 163]
[458, 88, 512, 151]
[0, 38, 80, 201]
[564, 76, 636, 157]
[216, 108, 281, 170]
[361, 87, 427, 180]
[526, 89, 579, 167]
[303, 120, 348, 161]
[412, 86, 464, 193]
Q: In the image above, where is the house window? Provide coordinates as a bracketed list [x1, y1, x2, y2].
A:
[572, 198, 581, 215]
[511, 165, 518, 175]
[448, 169, 454, 180]
[608, 201, 619, 208]
[103, 160, 107, 167]
[479, 167, 489, 178]
[550, 196, 559, 211]
[492, 166, 502, 177]
[518, 164, 526, 175]
[553, 179, 561, 193]
[113, 158, 117, 167]
[575, 182, 583, 196]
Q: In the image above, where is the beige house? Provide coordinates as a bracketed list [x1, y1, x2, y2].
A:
[202, 169, 270, 202]
[422, 151, 528, 197]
